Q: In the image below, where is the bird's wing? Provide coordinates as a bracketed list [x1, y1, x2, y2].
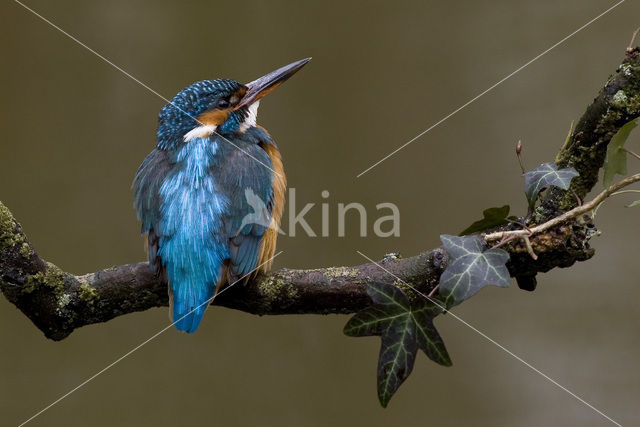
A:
[215, 138, 275, 283]
[132, 148, 172, 274]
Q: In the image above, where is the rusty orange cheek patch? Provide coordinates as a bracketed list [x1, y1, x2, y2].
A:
[197, 109, 230, 126]
[231, 87, 247, 104]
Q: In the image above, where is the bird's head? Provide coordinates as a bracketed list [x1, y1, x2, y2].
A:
[157, 58, 310, 150]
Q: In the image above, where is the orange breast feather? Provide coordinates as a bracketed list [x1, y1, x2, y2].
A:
[257, 143, 286, 272]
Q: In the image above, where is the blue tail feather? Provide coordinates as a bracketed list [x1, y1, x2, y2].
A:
[172, 284, 215, 333]
[163, 251, 224, 333]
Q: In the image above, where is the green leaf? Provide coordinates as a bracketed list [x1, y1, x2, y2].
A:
[603, 119, 638, 188]
[627, 200, 640, 208]
[344, 282, 451, 407]
[523, 162, 579, 208]
[439, 235, 510, 308]
[459, 205, 511, 236]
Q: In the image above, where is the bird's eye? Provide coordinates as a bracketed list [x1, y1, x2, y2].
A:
[216, 98, 230, 109]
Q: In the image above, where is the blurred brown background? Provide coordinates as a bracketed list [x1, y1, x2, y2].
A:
[1, 1, 639, 426]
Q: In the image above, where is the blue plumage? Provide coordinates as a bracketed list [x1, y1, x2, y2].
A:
[158, 138, 228, 332]
[133, 59, 309, 333]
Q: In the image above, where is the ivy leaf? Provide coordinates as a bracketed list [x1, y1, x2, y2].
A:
[603, 119, 638, 188]
[439, 235, 510, 308]
[344, 282, 451, 407]
[459, 205, 512, 236]
[523, 162, 579, 208]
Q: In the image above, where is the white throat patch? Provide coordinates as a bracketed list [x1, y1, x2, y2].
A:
[239, 100, 260, 132]
[183, 124, 217, 142]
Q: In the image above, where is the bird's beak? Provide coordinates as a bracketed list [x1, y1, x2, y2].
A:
[236, 57, 311, 109]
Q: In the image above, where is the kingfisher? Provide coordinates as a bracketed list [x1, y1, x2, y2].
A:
[133, 58, 310, 333]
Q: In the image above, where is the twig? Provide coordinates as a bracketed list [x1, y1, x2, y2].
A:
[571, 189, 583, 206]
[506, 219, 532, 233]
[628, 27, 640, 52]
[523, 235, 538, 260]
[622, 147, 640, 161]
[611, 189, 640, 196]
[516, 140, 525, 174]
[428, 285, 439, 298]
[563, 120, 574, 151]
[485, 172, 640, 242]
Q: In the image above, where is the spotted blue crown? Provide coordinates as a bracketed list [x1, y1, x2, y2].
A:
[157, 79, 244, 150]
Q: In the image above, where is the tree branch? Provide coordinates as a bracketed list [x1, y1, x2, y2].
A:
[542, 48, 640, 216]
[1, 48, 639, 341]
